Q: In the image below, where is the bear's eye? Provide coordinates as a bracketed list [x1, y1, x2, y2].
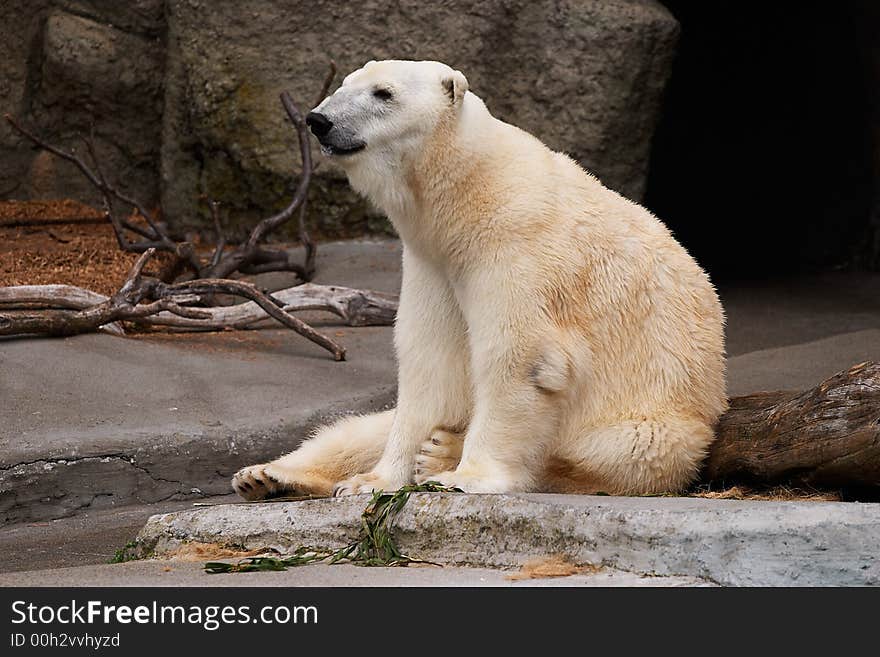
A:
[372, 88, 393, 101]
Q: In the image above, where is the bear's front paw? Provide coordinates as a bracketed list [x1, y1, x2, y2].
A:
[232, 464, 284, 501]
[332, 471, 407, 497]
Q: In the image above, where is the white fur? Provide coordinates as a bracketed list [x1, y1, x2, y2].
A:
[232, 60, 727, 498]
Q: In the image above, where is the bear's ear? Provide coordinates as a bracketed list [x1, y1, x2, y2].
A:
[441, 69, 469, 105]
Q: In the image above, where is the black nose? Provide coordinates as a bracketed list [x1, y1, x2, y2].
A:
[306, 112, 333, 138]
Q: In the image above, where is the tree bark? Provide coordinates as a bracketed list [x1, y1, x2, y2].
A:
[703, 361, 880, 489]
[0, 282, 397, 329]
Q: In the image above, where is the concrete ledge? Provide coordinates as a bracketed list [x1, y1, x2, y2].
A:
[136, 493, 880, 586]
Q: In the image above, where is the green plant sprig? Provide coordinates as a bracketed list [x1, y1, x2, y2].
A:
[204, 482, 459, 573]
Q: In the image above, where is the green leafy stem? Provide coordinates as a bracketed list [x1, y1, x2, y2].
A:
[204, 482, 460, 574]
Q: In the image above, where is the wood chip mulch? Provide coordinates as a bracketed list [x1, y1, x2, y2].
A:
[0, 200, 144, 296]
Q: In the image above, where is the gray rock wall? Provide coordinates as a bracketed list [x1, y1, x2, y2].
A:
[162, 0, 679, 236]
[0, 0, 166, 207]
[1, 0, 54, 199]
[2, 1, 678, 238]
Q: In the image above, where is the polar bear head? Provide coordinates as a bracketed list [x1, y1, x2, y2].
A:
[306, 59, 469, 171]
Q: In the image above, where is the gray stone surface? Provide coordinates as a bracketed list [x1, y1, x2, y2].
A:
[721, 271, 880, 395]
[0, 558, 710, 587]
[0, 0, 54, 199]
[720, 272, 880, 357]
[0, 240, 401, 525]
[161, 0, 678, 236]
[135, 493, 880, 586]
[0, 327, 393, 525]
[0, 2, 165, 207]
[56, 0, 165, 36]
[727, 329, 880, 397]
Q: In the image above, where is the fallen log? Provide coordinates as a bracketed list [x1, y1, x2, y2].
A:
[704, 361, 880, 490]
[0, 282, 397, 329]
[0, 284, 108, 309]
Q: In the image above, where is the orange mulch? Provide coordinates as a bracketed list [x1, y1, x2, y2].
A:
[0, 198, 104, 226]
[0, 200, 188, 296]
[0, 199, 327, 297]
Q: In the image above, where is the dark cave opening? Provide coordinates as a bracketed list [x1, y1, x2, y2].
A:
[644, 1, 876, 281]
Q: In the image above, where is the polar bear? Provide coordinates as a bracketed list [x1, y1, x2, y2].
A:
[232, 60, 727, 499]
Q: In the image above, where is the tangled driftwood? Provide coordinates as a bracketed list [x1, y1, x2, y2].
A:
[0, 249, 351, 359]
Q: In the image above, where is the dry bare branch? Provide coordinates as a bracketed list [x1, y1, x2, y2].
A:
[5, 113, 202, 273]
[0, 249, 349, 360]
[313, 59, 338, 109]
[0, 284, 108, 309]
[208, 199, 226, 269]
[0, 63, 382, 359]
[3, 60, 338, 284]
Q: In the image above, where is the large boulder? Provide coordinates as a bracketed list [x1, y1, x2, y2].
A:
[0, 2, 165, 207]
[162, 0, 679, 237]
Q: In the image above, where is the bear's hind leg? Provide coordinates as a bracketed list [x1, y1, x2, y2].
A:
[232, 409, 394, 500]
[552, 415, 715, 495]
